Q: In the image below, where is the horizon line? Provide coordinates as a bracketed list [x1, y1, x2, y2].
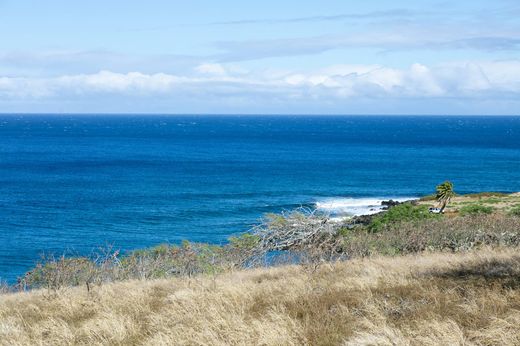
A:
[0, 113, 519, 117]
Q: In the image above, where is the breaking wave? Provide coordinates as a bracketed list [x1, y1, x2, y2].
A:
[315, 197, 416, 217]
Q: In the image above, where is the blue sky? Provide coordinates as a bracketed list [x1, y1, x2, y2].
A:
[0, 0, 519, 114]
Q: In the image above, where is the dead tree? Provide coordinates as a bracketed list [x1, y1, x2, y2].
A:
[249, 207, 345, 266]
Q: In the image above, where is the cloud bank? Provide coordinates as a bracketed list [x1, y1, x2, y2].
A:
[1, 60, 519, 114]
[1, 61, 519, 99]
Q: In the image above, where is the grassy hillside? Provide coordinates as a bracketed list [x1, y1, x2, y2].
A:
[11, 205, 520, 293]
[2, 192, 520, 345]
[419, 192, 520, 215]
[1, 248, 520, 345]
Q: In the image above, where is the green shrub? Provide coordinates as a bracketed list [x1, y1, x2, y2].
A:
[509, 206, 520, 217]
[480, 198, 502, 204]
[130, 243, 172, 258]
[229, 233, 259, 250]
[459, 204, 494, 216]
[368, 204, 439, 232]
[337, 226, 353, 236]
[342, 214, 520, 257]
[22, 256, 96, 291]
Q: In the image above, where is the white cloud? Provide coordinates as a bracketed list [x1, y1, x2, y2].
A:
[478, 61, 520, 92]
[0, 61, 519, 106]
[57, 71, 186, 94]
[195, 63, 227, 76]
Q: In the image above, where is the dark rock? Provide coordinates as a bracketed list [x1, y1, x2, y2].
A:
[381, 199, 401, 210]
[350, 212, 381, 226]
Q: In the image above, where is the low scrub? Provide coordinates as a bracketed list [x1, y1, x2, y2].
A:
[460, 203, 494, 216]
[342, 215, 520, 257]
[13, 210, 520, 293]
[509, 206, 520, 217]
[368, 203, 439, 232]
[19, 236, 258, 292]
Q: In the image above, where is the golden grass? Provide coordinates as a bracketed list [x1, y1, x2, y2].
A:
[2, 248, 520, 345]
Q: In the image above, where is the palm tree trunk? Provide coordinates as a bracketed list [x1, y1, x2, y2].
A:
[439, 198, 450, 213]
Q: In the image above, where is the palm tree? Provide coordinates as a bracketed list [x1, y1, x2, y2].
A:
[435, 181, 455, 213]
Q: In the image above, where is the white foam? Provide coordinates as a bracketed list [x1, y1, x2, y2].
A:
[329, 216, 352, 223]
[315, 197, 416, 217]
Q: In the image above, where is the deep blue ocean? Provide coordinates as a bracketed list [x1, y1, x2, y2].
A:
[1, 115, 520, 282]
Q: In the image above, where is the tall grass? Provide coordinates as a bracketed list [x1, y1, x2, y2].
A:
[1, 249, 519, 345]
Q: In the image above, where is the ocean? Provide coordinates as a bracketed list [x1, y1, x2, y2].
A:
[1, 115, 520, 282]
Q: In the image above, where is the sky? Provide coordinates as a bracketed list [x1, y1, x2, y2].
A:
[0, 0, 519, 114]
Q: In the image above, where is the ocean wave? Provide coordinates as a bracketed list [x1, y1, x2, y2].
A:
[315, 197, 416, 217]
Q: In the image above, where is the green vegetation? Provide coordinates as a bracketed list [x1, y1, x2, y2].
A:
[342, 215, 520, 257]
[20, 238, 257, 291]
[509, 206, 520, 217]
[459, 203, 494, 216]
[479, 197, 503, 204]
[368, 203, 439, 232]
[228, 233, 260, 250]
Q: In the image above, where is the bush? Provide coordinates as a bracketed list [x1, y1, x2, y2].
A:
[509, 206, 520, 217]
[121, 241, 230, 278]
[368, 204, 439, 232]
[229, 233, 260, 250]
[21, 256, 97, 291]
[459, 204, 494, 216]
[18, 242, 235, 291]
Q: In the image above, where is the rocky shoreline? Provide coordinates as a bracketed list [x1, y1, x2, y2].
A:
[349, 198, 416, 226]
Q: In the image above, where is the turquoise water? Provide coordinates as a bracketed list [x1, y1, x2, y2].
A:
[1, 115, 519, 282]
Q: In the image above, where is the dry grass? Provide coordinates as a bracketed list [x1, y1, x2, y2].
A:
[418, 192, 520, 214]
[2, 248, 520, 345]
